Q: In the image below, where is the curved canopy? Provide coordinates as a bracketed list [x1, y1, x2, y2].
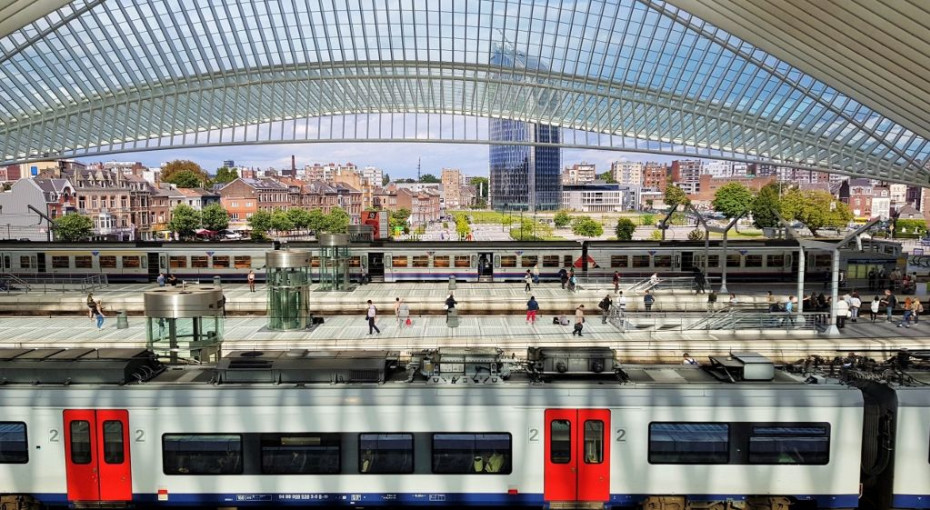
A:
[0, 0, 928, 184]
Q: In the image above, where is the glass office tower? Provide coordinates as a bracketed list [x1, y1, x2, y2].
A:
[490, 120, 561, 211]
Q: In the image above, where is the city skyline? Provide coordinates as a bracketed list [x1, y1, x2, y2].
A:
[76, 143, 679, 180]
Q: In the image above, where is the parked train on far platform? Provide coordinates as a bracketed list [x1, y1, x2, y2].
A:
[0, 238, 902, 284]
[0, 348, 927, 510]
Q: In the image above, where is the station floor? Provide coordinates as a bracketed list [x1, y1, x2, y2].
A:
[1, 310, 928, 363]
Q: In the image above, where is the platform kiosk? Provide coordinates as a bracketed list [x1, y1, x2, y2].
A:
[266, 249, 311, 330]
[143, 287, 225, 364]
[318, 233, 352, 291]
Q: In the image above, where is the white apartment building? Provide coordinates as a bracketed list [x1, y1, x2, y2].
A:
[611, 161, 642, 186]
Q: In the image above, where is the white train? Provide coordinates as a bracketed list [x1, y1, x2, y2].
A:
[0, 348, 927, 510]
[0, 238, 902, 285]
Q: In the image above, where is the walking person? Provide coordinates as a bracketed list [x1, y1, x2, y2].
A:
[558, 268, 568, 289]
[366, 299, 380, 335]
[526, 296, 539, 324]
[643, 290, 655, 313]
[524, 270, 532, 292]
[617, 291, 627, 313]
[247, 269, 256, 292]
[612, 271, 620, 294]
[394, 297, 402, 326]
[445, 292, 457, 323]
[532, 263, 540, 285]
[94, 301, 105, 330]
[836, 297, 849, 329]
[399, 300, 411, 328]
[870, 296, 881, 322]
[572, 305, 585, 336]
[599, 294, 612, 324]
[86, 292, 97, 319]
[897, 297, 915, 328]
[707, 290, 717, 311]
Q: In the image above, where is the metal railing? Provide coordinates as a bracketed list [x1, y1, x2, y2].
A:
[0, 273, 109, 293]
[688, 308, 822, 331]
[0, 273, 32, 293]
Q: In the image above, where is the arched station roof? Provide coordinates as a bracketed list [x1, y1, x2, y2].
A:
[0, 0, 928, 184]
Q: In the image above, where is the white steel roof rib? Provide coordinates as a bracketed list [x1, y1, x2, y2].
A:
[0, 0, 927, 185]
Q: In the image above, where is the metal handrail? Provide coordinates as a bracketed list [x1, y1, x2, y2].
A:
[689, 308, 822, 331]
[0, 273, 32, 293]
[0, 273, 109, 293]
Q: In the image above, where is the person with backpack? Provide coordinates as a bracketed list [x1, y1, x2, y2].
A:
[526, 296, 540, 324]
[572, 305, 585, 336]
[598, 294, 612, 324]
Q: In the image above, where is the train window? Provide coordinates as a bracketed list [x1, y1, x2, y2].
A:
[707, 255, 720, 268]
[310, 257, 320, 268]
[648, 423, 729, 464]
[745, 255, 763, 268]
[500, 256, 517, 268]
[433, 256, 450, 268]
[169, 256, 187, 269]
[162, 434, 243, 475]
[812, 254, 831, 268]
[550, 420, 571, 464]
[349, 256, 361, 268]
[583, 421, 604, 464]
[99, 256, 117, 269]
[392, 256, 408, 268]
[52, 256, 69, 269]
[454, 256, 470, 268]
[726, 254, 741, 268]
[70, 421, 92, 465]
[233, 256, 252, 269]
[260, 434, 341, 475]
[74, 256, 93, 269]
[412, 256, 429, 268]
[543, 255, 561, 267]
[632, 255, 650, 268]
[2, 255, 8, 270]
[610, 255, 628, 268]
[767, 254, 785, 267]
[522, 255, 538, 267]
[358, 433, 414, 474]
[191, 256, 208, 268]
[212, 256, 230, 269]
[0, 422, 28, 463]
[19, 256, 30, 269]
[654, 255, 672, 268]
[748, 425, 830, 465]
[431, 433, 512, 474]
[102, 421, 124, 464]
[563, 255, 573, 267]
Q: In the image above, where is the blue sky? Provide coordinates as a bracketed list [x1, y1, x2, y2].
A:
[79, 143, 678, 179]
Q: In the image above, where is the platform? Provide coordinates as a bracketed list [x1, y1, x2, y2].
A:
[0, 280, 896, 315]
[1, 313, 927, 364]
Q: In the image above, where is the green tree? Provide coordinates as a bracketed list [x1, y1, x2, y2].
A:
[469, 177, 489, 200]
[571, 216, 604, 238]
[419, 173, 440, 183]
[751, 182, 782, 229]
[382, 173, 390, 186]
[248, 210, 273, 238]
[307, 209, 327, 234]
[389, 208, 411, 235]
[163, 170, 204, 188]
[161, 160, 209, 185]
[641, 213, 655, 226]
[553, 210, 572, 228]
[168, 204, 200, 239]
[615, 218, 636, 240]
[893, 219, 927, 239]
[687, 229, 706, 241]
[271, 210, 295, 233]
[53, 213, 93, 241]
[323, 208, 350, 233]
[664, 180, 690, 209]
[201, 203, 229, 231]
[286, 208, 312, 233]
[780, 188, 853, 236]
[712, 182, 754, 219]
[213, 167, 238, 185]
[598, 170, 617, 183]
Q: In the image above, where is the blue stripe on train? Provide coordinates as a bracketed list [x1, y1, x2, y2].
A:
[893, 494, 930, 509]
[32, 492, 861, 508]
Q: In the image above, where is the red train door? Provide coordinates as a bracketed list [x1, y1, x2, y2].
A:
[63, 409, 132, 502]
[544, 409, 610, 503]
